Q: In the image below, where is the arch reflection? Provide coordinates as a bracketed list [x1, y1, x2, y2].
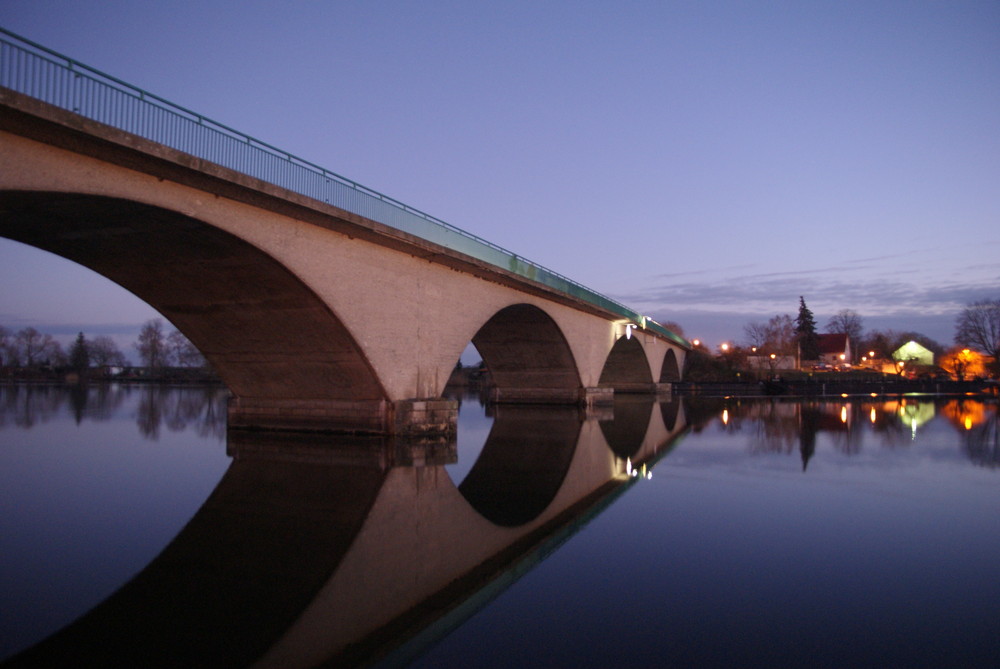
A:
[458, 404, 581, 526]
[599, 394, 654, 459]
[7, 398, 690, 668]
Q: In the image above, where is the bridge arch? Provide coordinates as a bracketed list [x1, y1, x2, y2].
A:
[598, 334, 654, 391]
[471, 303, 582, 403]
[0, 191, 388, 424]
[660, 349, 681, 383]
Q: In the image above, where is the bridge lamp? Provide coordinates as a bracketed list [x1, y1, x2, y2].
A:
[625, 323, 637, 339]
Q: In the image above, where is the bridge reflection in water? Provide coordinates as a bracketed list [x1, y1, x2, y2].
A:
[6, 394, 687, 668]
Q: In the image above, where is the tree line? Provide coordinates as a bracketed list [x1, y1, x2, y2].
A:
[0, 318, 206, 374]
[684, 298, 1000, 381]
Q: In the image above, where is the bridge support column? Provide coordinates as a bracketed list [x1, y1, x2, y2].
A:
[581, 386, 615, 407]
[392, 398, 458, 437]
[227, 397, 457, 436]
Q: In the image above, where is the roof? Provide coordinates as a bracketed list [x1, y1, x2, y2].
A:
[816, 333, 849, 354]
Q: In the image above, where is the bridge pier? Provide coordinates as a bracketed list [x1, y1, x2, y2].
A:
[227, 397, 457, 436]
[488, 386, 616, 407]
[602, 382, 674, 394]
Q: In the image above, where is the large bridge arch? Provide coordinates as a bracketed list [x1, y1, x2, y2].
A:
[598, 334, 654, 391]
[660, 349, 682, 382]
[0, 191, 388, 426]
[471, 304, 581, 404]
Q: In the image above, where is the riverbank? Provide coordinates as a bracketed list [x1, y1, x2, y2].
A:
[674, 377, 999, 398]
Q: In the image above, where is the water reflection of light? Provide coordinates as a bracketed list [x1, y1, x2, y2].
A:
[624, 457, 653, 480]
[840, 406, 848, 423]
[870, 407, 877, 423]
[722, 409, 729, 425]
[896, 400, 935, 439]
[941, 400, 988, 431]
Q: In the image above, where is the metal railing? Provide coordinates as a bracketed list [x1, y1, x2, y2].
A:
[0, 27, 686, 347]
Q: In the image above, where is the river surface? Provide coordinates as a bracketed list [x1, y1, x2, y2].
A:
[1, 385, 998, 667]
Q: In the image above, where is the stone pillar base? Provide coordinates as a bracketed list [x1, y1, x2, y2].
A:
[392, 398, 458, 437]
[601, 382, 673, 394]
[488, 386, 585, 404]
[228, 397, 457, 436]
[581, 386, 615, 407]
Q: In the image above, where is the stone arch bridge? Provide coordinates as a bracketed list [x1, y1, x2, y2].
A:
[0, 36, 688, 434]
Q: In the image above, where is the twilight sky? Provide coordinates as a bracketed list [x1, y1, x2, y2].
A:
[2, 1, 998, 352]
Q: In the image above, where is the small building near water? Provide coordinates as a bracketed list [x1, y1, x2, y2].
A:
[893, 340, 934, 366]
[816, 333, 852, 367]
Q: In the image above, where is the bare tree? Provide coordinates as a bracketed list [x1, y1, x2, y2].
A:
[661, 321, 685, 338]
[135, 319, 171, 370]
[743, 321, 770, 350]
[744, 314, 797, 360]
[955, 299, 1000, 371]
[90, 336, 127, 368]
[12, 327, 64, 367]
[826, 309, 864, 345]
[0, 325, 10, 366]
[168, 329, 206, 368]
[767, 314, 797, 355]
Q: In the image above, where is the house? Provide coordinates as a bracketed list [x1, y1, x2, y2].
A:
[892, 340, 934, 366]
[816, 333, 851, 367]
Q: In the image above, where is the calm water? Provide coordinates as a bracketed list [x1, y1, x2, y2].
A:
[1, 385, 999, 667]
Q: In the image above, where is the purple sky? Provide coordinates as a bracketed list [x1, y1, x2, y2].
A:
[2, 1, 998, 354]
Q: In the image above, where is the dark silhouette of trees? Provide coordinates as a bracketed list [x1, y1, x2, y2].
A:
[135, 319, 170, 370]
[168, 329, 206, 369]
[744, 314, 796, 355]
[795, 297, 819, 361]
[89, 336, 127, 368]
[955, 299, 1000, 376]
[826, 309, 864, 346]
[10, 327, 64, 368]
[0, 325, 10, 366]
[69, 332, 90, 372]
